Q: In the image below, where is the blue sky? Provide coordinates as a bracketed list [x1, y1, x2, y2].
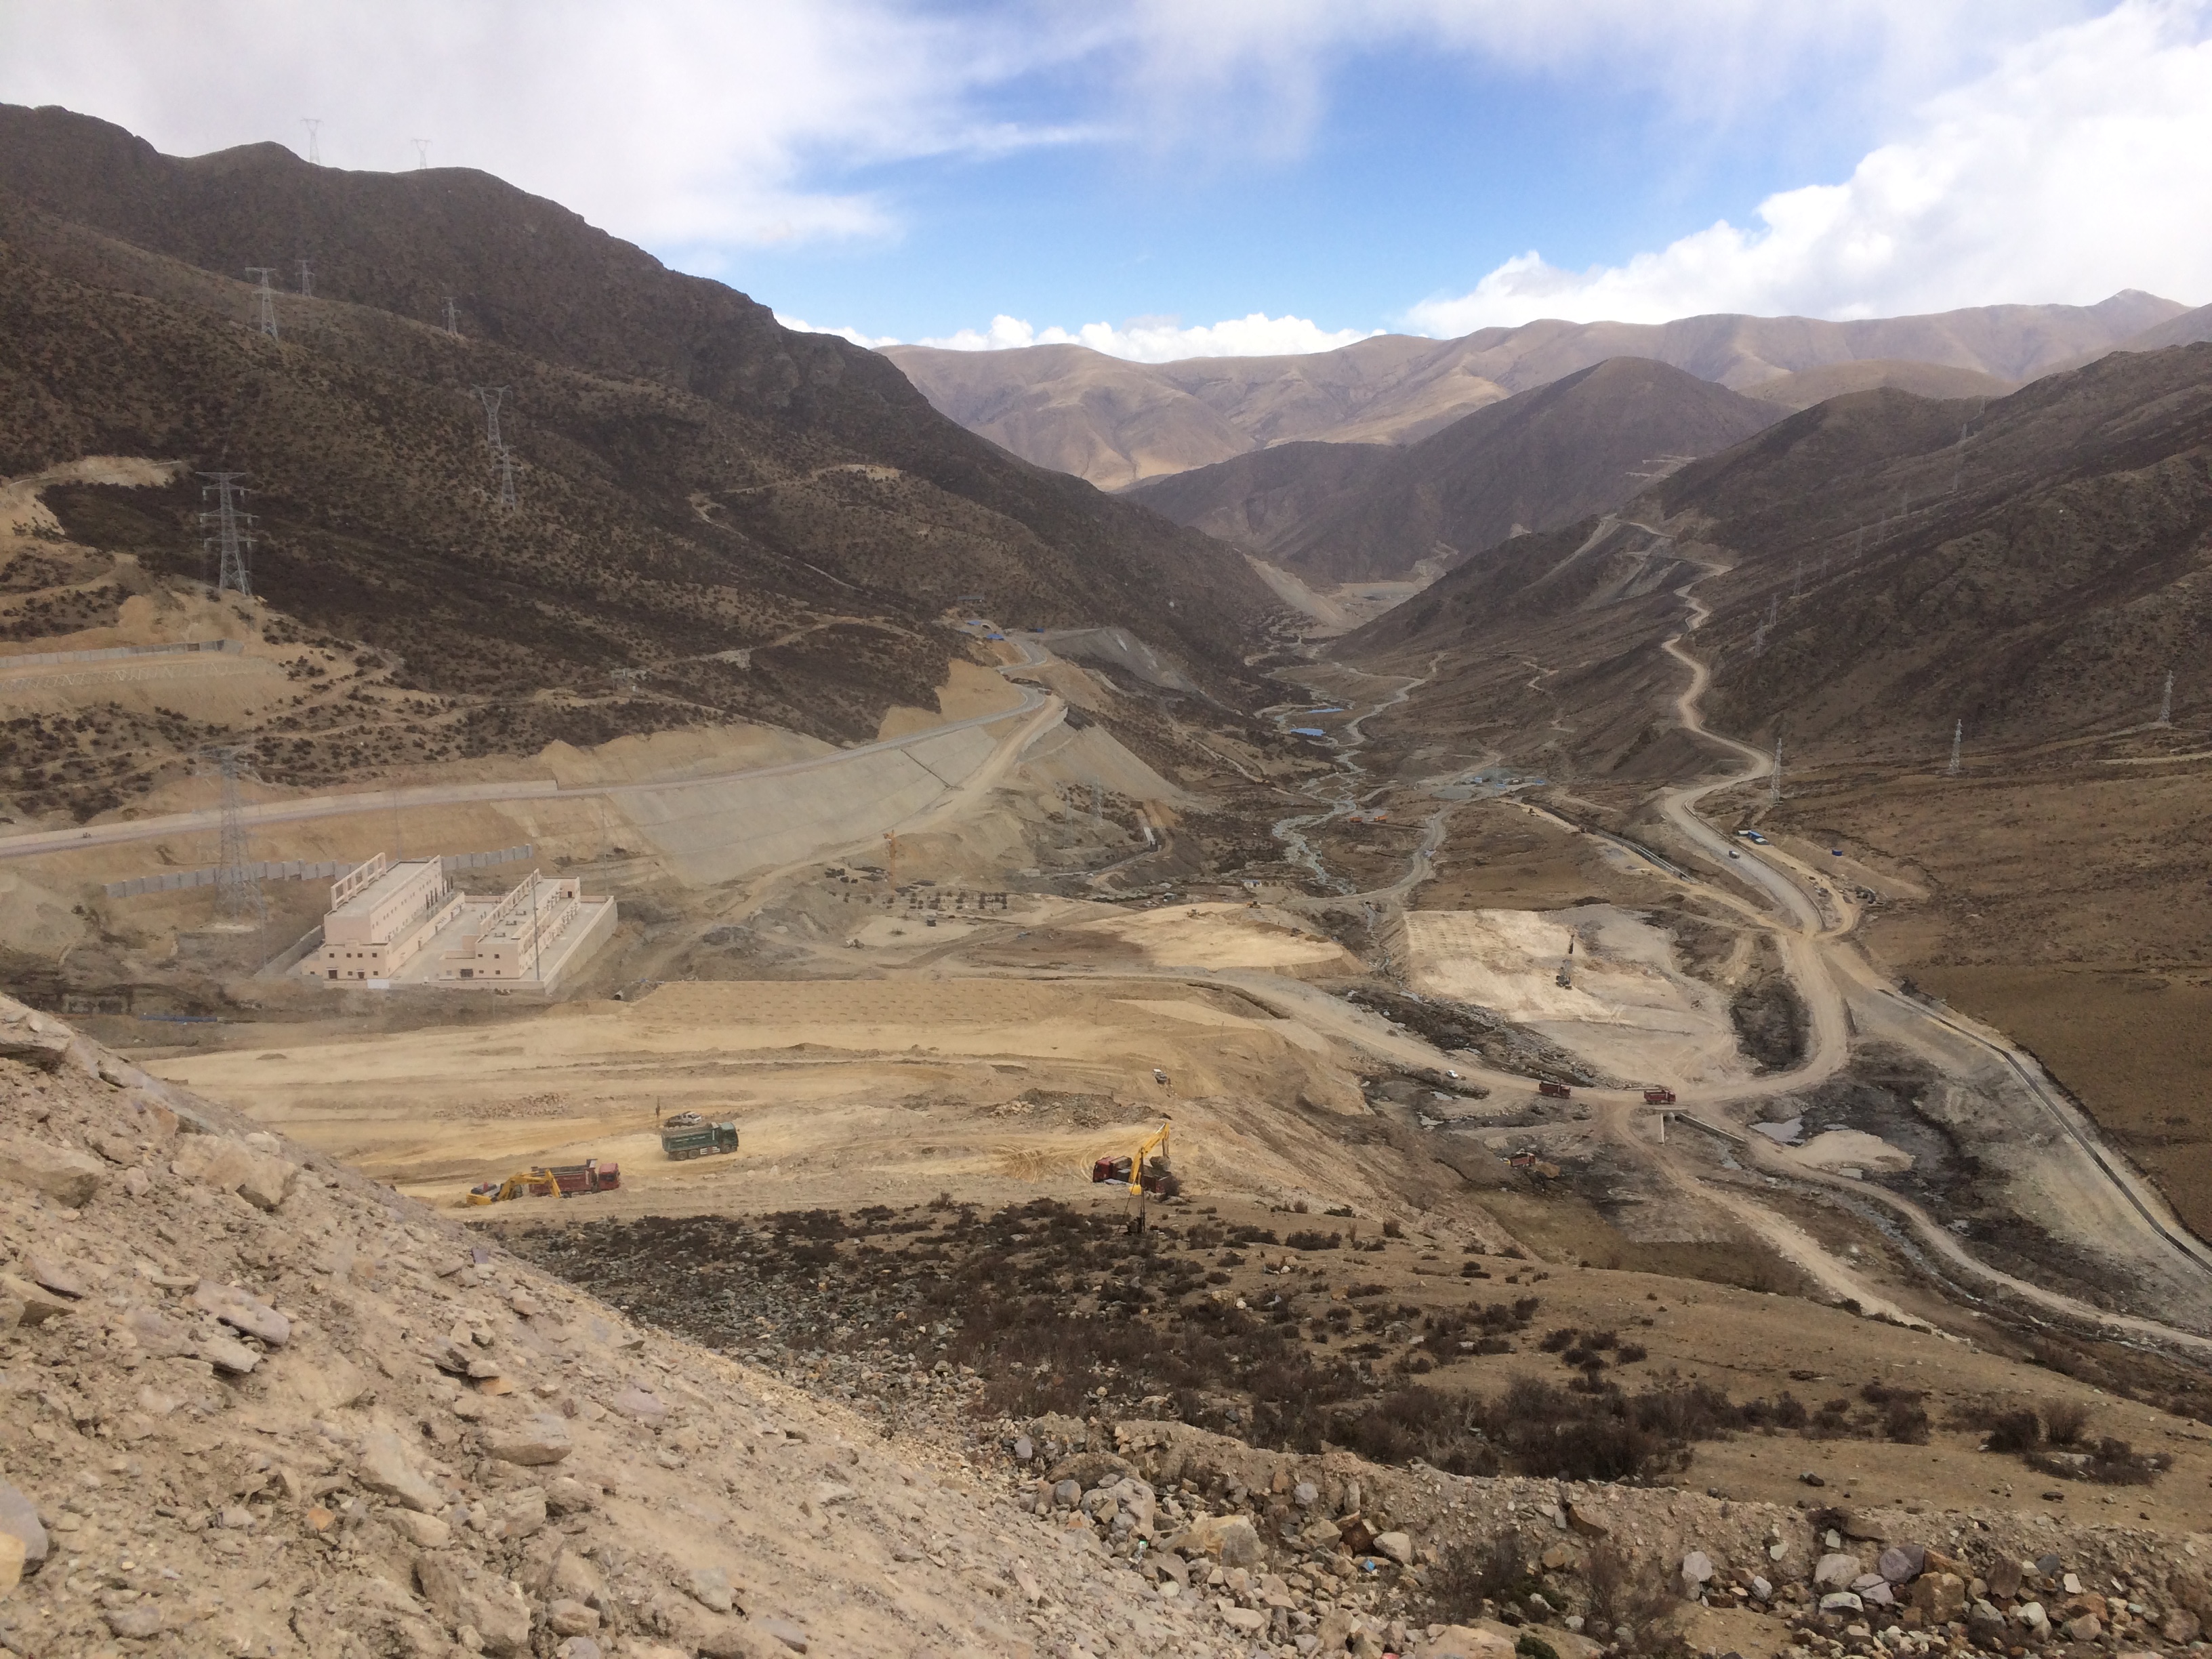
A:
[6, 2, 2210, 359]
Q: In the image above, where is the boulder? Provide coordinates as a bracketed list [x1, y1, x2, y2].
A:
[0, 1003, 72, 1071]
[199, 1334, 262, 1375]
[1374, 1530, 1414, 1566]
[1174, 1513, 1261, 1568]
[0, 1481, 47, 1574]
[2163, 1608, 2201, 1645]
[1986, 1558, 2024, 1601]
[172, 1136, 295, 1211]
[0, 1137, 105, 1207]
[0, 1273, 73, 1326]
[1820, 1592, 1864, 1614]
[1427, 1626, 1517, 1659]
[1681, 1551, 1715, 1595]
[687, 1564, 739, 1614]
[1814, 1553, 1862, 1591]
[415, 1555, 532, 1656]
[1910, 1574, 1967, 1623]
[357, 1429, 444, 1513]
[192, 1279, 291, 1346]
[484, 1413, 573, 1466]
[1879, 1544, 1925, 1584]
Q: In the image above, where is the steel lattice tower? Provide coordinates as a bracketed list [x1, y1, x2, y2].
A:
[197, 472, 255, 598]
[445, 297, 460, 337]
[211, 747, 266, 923]
[245, 268, 279, 339]
[297, 258, 314, 298]
[301, 119, 321, 165]
[472, 385, 508, 448]
[1947, 719, 1963, 777]
[2158, 670, 2175, 727]
[495, 443, 518, 511]
[1770, 732, 1784, 804]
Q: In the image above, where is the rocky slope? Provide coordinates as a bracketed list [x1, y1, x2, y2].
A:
[8, 994, 2212, 1659]
[885, 298, 2180, 490]
[0, 105, 1276, 768]
[1131, 361, 1780, 583]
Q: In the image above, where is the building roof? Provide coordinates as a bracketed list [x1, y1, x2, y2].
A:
[329, 857, 443, 920]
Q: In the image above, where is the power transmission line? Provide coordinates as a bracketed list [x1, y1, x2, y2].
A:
[300, 118, 321, 165]
[444, 296, 460, 337]
[297, 258, 313, 298]
[411, 138, 431, 169]
[244, 267, 279, 340]
[197, 472, 255, 599]
[495, 444, 518, 512]
[471, 385, 508, 448]
[209, 747, 266, 924]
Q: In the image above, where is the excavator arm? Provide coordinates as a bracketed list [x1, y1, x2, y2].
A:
[1126, 1120, 1170, 1196]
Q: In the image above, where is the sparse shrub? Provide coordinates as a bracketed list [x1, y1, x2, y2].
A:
[2043, 1399, 2091, 1446]
[1985, 1408, 2042, 1454]
[1284, 1230, 1340, 1251]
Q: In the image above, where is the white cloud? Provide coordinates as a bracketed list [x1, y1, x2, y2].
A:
[0, 0, 1090, 254]
[773, 314, 903, 350]
[1408, 0, 2212, 330]
[908, 312, 1383, 362]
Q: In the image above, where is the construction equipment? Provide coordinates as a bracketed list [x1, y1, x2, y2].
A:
[1091, 1118, 1178, 1233]
[659, 1112, 739, 1160]
[1643, 1087, 1677, 1105]
[546, 1158, 621, 1194]
[1537, 1080, 1573, 1100]
[464, 1168, 556, 1205]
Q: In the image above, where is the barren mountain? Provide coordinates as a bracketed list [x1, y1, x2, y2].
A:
[1340, 342, 2212, 762]
[0, 105, 1274, 802]
[1134, 359, 1780, 583]
[1740, 358, 2017, 412]
[886, 295, 2181, 489]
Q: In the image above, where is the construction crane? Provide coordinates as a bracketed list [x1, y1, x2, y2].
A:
[1091, 1118, 1179, 1233]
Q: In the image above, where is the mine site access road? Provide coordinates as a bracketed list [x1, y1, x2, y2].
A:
[0, 638, 1052, 864]
[1262, 547, 2212, 1349]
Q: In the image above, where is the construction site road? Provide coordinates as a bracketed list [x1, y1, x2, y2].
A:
[0, 645, 1051, 865]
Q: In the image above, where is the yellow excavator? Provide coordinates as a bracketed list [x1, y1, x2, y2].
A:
[464, 1168, 555, 1206]
[1091, 1118, 1179, 1233]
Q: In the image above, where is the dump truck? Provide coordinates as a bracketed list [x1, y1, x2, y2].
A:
[659, 1113, 739, 1160]
[546, 1158, 621, 1193]
[1643, 1087, 1677, 1105]
[1537, 1080, 1573, 1099]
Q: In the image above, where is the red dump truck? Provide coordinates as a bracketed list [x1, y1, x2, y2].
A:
[546, 1159, 620, 1195]
[1538, 1080, 1573, 1099]
[1643, 1088, 1677, 1105]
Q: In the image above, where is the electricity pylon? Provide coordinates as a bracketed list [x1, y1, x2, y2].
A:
[197, 472, 255, 598]
[245, 268, 279, 339]
[1946, 720, 1963, 777]
[209, 747, 266, 923]
[2157, 670, 2175, 727]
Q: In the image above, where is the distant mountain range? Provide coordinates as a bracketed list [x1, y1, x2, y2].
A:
[1127, 358, 1782, 583]
[0, 104, 1276, 758]
[884, 294, 2199, 492]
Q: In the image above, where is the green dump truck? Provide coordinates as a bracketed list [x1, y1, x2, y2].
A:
[659, 1112, 739, 1160]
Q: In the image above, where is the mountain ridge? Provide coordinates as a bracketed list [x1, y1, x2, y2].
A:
[1130, 357, 1783, 583]
[886, 293, 2184, 489]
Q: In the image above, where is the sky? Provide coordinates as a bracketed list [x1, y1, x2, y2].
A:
[3, 1, 2209, 362]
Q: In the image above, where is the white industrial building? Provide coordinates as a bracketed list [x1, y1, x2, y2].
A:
[300, 853, 615, 991]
